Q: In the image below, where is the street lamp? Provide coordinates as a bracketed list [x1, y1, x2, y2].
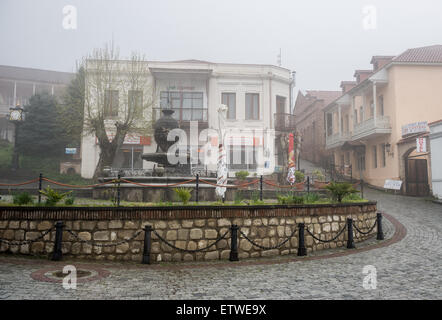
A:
[9, 104, 25, 170]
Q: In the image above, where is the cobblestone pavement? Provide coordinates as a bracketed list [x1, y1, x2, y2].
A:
[1, 186, 441, 299]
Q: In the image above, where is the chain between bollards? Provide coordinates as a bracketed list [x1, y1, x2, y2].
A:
[297, 222, 307, 256]
[229, 224, 239, 261]
[51, 221, 64, 261]
[346, 218, 355, 249]
[142, 225, 152, 264]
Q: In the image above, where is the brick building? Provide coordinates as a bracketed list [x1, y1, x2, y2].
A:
[293, 90, 341, 165]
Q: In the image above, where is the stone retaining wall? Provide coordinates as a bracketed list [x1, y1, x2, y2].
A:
[0, 202, 377, 262]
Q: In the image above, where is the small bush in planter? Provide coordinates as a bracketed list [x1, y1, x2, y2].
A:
[325, 182, 358, 203]
[173, 187, 192, 205]
[295, 170, 305, 183]
[39, 186, 72, 206]
[13, 192, 33, 205]
[235, 171, 249, 180]
[312, 169, 325, 182]
[64, 196, 75, 205]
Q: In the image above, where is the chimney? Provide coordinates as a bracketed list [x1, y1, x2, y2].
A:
[370, 56, 395, 71]
[353, 70, 372, 84]
[340, 81, 357, 94]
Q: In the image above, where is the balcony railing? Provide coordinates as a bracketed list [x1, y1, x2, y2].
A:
[274, 113, 296, 132]
[325, 132, 351, 149]
[352, 116, 392, 140]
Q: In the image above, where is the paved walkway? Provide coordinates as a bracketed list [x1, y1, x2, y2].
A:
[0, 161, 441, 299]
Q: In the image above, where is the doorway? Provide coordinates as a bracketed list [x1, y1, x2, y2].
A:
[405, 158, 429, 196]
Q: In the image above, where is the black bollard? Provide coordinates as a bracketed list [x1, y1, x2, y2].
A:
[297, 223, 307, 256]
[51, 221, 64, 261]
[346, 218, 355, 249]
[142, 225, 153, 264]
[360, 179, 364, 199]
[307, 176, 310, 195]
[196, 174, 199, 203]
[229, 224, 239, 261]
[38, 173, 42, 204]
[376, 213, 384, 240]
[260, 175, 263, 201]
[117, 173, 121, 207]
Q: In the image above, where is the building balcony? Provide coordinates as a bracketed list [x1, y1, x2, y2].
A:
[352, 116, 392, 141]
[274, 113, 296, 132]
[325, 132, 351, 150]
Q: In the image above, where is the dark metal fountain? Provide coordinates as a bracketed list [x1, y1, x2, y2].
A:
[141, 109, 190, 176]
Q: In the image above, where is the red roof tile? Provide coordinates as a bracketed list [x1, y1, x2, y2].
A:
[393, 45, 442, 63]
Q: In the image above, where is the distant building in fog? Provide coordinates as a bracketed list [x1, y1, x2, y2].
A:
[0, 65, 74, 142]
[293, 90, 341, 165]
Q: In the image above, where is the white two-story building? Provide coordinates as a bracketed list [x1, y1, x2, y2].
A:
[80, 59, 295, 178]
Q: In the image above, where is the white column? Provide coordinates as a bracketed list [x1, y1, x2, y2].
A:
[362, 94, 366, 122]
[351, 95, 355, 130]
[51, 85, 54, 96]
[372, 81, 377, 127]
[338, 105, 342, 136]
[32, 83, 36, 95]
[13, 81, 17, 106]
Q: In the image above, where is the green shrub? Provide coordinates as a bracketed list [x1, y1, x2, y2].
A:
[251, 190, 260, 202]
[64, 196, 75, 205]
[174, 187, 192, 205]
[325, 182, 358, 203]
[39, 186, 72, 206]
[342, 193, 363, 202]
[303, 193, 320, 203]
[277, 193, 304, 205]
[235, 171, 249, 180]
[312, 169, 325, 182]
[295, 171, 305, 183]
[234, 192, 244, 204]
[13, 192, 33, 205]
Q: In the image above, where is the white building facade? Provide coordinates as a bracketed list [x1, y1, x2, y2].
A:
[80, 60, 295, 178]
[429, 120, 442, 199]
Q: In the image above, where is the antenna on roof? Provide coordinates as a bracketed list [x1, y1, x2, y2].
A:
[277, 48, 281, 67]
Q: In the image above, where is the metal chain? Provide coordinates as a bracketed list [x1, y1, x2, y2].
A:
[305, 224, 347, 243]
[153, 229, 230, 253]
[239, 227, 297, 250]
[352, 220, 377, 235]
[65, 229, 143, 247]
[0, 227, 54, 246]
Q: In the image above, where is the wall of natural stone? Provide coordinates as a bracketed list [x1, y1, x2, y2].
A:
[0, 203, 377, 262]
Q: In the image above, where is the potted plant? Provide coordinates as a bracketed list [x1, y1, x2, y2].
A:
[294, 170, 305, 190]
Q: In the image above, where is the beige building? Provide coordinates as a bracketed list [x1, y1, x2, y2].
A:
[324, 45, 442, 196]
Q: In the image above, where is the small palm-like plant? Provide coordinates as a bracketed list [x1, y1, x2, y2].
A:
[325, 182, 358, 203]
[173, 187, 192, 205]
[40, 186, 72, 206]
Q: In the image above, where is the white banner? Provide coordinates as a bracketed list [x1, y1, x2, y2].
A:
[416, 137, 427, 153]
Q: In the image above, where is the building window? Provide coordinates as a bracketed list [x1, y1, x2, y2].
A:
[354, 109, 358, 124]
[222, 93, 236, 119]
[381, 143, 386, 167]
[228, 145, 257, 170]
[345, 115, 349, 133]
[358, 153, 366, 171]
[359, 106, 364, 122]
[370, 100, 374, 118]
[379, 95, 384, 116]
[104, 90, 119, 117]
[159, 91, 206, 121]
[276, 96, 286, 114]
[373, 145, 377, 168]
[128, 90, 143, 112]
[245, 93, 259, 120]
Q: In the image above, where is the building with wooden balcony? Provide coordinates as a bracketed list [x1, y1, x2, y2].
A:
[324, 45, 442, 196]
[80, 59, 294, 178]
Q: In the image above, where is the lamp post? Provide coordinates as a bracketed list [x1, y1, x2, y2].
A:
[9, 104, 25, 171]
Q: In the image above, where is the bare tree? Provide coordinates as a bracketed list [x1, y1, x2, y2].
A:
[83, 42, 154, 178]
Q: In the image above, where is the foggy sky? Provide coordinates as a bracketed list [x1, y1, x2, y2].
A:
[1, 0, 441, 92]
